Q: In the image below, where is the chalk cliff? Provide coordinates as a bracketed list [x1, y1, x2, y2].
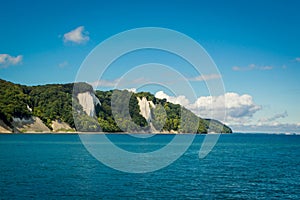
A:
[77, 92, 101, 117]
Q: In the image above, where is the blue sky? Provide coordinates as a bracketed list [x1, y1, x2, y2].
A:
[0, 0, 299, 133]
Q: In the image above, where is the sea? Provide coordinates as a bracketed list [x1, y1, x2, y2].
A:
[0, 133, 299, 199]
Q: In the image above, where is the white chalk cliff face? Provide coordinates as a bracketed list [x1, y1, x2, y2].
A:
[137, 97, 155, 122]
[77, 92, 101, 117]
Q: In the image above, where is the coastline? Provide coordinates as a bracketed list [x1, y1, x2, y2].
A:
[1, 132, 299, 135]
[0, 131, 210, 135]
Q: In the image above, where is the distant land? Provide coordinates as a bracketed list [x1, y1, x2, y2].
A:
[0, 79, 232, 134]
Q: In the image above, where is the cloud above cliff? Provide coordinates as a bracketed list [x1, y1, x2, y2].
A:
[155, 91, 261, 123]
[63, 26, 89, 44]
[0, 54, 23, 68]
[125, 88, 137, 93]
[155, 91, 190, 107]
[189, 92, 261, 123]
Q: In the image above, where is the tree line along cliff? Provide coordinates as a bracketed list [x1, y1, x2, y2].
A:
[0, 79, 232, 133]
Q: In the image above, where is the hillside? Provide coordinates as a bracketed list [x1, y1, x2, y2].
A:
[0, 79, 232, 133]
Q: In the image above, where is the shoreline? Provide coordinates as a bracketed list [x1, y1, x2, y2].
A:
[0, 132, 299, 135]
[0, 131, 210, 135]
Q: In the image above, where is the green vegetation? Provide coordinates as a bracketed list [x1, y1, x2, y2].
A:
[95, 90, 148, 132]
[0, 79, 232, 133]
[0, 79, 31, 126]
[29, 83, 74, 128]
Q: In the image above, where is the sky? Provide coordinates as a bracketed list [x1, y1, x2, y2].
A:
[0, 0, 300, 133]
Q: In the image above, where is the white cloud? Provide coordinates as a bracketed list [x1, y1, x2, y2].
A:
[58, 61, 68, 68]
[295, 57, 300, 62]
[232, 64, 273, 71]
[259, 66, 273, 70]
[189, 74, 221, 81]
[125, 88, 137, 93]
[155, 91, 261, 124]
[189, 92, 261, 123]
[155, 91, 190, 107]
[0, 54, 23, 68]
[258, 111, 288, 123]
[63, 26, 89, 44]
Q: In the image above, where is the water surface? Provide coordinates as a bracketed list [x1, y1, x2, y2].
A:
[0, 134, 299, 199]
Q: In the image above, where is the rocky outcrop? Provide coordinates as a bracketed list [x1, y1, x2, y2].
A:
[0, 119, 12, 133]
[77, 92, 101, 117]
[12, 117, 50, 133]
[0, 118, 75, 133]
[51, 120, 74, 132]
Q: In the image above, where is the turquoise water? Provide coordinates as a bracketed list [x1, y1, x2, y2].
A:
[0, 134, 299, 199]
